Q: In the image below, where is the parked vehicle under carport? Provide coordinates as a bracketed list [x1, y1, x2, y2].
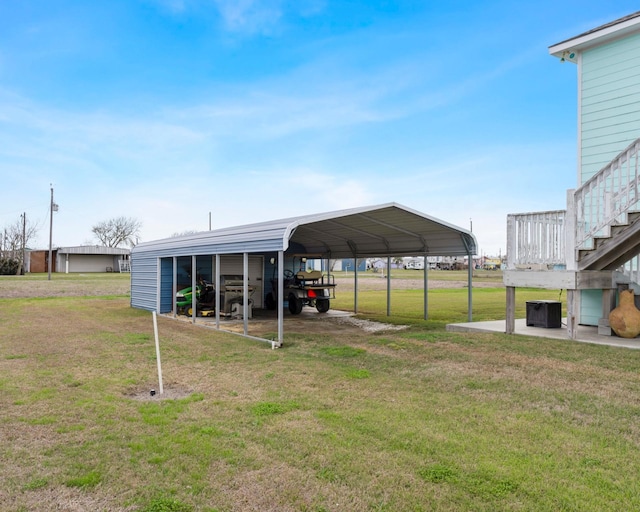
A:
[265, 268, 336, 314]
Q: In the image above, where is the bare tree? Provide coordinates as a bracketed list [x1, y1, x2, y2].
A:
[92, 217, 142, 247]
[1, 215, 39, 274]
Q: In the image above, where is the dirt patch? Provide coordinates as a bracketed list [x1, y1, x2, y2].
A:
[189, 308, 408, 339]
[126, 384, 196, 401]
[328, 316, 409, 333]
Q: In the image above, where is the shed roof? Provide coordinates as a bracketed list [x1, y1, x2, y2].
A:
[133, 203, 476, 258]
[57, 246, 130, 255]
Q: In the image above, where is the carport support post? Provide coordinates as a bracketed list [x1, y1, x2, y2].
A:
[191, 255, 197, 324]
[277, 250, 284, 345]
[156, 257, 161, 313]
[386, 255, 391, 316]
[467, 253, 473, 322]
[215, 254, 220, 329]
[172, 257, 177, 318]
[243, 252, 249, 336]
[353, 252, 358, 313]
[423, 254, 428, 320]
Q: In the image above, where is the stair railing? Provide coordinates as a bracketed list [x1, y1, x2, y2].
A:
[506, 138, 640, 272]
[573, 138, 640, 251]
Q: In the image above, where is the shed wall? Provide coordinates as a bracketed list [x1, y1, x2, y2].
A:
[132, 253, 267, 312]
[60, 254, 119, 273]
[131, 254, 159, 311]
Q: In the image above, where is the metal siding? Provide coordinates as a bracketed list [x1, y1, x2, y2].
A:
[134, 239, 284, 259]
[133, 227, 288, 255]
[130, 254, 159, 311]
[581, 32, 640, 183]
[160, 258, 173, 313]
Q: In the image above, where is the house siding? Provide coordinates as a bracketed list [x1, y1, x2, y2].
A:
[580, 32, 640, 183]
[578, 29, 640, 325]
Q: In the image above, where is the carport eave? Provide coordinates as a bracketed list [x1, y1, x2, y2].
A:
[286, 203, 477, 258]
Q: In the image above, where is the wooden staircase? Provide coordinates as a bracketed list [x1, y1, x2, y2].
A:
[578, 211, 640, 271]
[505, 137, 640, 339]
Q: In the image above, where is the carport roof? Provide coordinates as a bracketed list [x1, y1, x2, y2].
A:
[133, 202, 477, 258]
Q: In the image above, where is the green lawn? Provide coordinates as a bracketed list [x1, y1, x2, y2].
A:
[333, 286, 566, 328]
[1, 274, 638, 511]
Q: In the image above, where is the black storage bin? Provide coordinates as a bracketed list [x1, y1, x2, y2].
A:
[526, 300, 562, 328]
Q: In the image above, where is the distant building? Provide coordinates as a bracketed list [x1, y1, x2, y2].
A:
[27, 246, 130, 273]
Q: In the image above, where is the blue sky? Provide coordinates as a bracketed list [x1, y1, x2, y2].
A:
[1, 1, 639, 257]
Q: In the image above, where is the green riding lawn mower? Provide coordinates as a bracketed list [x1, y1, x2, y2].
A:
[176, 275, 255, 317]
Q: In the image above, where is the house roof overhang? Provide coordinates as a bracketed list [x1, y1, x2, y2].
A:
[549, 11, 640, 62]
[132, 202, 477, 259]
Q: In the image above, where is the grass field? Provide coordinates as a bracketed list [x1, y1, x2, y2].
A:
[1, 273, 639, 511]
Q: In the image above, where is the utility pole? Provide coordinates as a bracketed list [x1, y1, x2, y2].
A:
[48, 185, 59, 281]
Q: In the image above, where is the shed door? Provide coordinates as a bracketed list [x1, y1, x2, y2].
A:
[68, 255, 116, 272]
[215, 255, 264, 308]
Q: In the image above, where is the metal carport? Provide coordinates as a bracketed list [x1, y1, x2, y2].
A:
[130, 202, 477, 347]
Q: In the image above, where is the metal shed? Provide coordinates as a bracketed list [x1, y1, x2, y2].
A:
[56, 246, 131, 273]
[130, 202, 477, 347]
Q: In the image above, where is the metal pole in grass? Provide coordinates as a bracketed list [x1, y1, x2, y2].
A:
[152, 311, 164, 395]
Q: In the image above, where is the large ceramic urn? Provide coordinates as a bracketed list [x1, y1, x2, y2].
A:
[609, 289, 640, 338]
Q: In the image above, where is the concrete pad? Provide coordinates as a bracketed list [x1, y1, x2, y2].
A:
[446, 318, 640, 350]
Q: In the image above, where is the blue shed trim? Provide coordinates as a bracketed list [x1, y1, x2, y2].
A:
[160, 258, 173, 313]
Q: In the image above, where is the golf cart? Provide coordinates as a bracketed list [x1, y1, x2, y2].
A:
[265, 257, 336, 314]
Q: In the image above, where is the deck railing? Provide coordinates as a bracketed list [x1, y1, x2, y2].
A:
[507, 138, 640, 272]
[506, 210, 567, 269]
